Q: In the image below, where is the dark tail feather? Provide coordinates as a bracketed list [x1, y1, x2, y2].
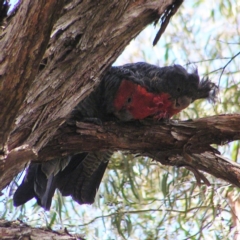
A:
[14, 152, 110, 209]
[13, 165, 37, 207]
[57, 152, 110, 204]
[40, 174, 57, 210]
[73, 160, 109, 204]
[13, 163, 58, 210]
[56, 154, 86, 198]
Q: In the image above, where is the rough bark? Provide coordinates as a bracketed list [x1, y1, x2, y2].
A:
[36, 114, 240, 188]
[1, 114, 239, 190]
[0, 0, 64, 153]
[0, 219, 83, 240]
[38, 114, 240, 156]
[0, 0, 178, 190]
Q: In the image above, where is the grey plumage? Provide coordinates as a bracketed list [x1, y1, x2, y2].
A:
[13, 62, 217, 210]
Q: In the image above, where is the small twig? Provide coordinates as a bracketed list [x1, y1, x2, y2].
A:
[218, 51, 240, 86]
[215, 39, 240, 45]
[185, 57, 232, 66]
[77, 205, 229, 228]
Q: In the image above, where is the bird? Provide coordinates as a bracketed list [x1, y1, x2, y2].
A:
[13, 62, 217, 210]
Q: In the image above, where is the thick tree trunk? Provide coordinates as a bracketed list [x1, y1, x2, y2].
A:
[0, 0, 64, 152]
[0, 0, 179, 190]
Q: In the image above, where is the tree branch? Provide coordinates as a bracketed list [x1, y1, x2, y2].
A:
[0, 219, 84, 240]
[34, 114, 240, 188]
[39, 114, 240, 158]
[0, 145, 37, 190]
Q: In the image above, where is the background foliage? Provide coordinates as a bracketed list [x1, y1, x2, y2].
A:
[1, 0, 240, 239]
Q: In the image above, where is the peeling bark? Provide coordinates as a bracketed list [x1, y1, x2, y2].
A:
[0, 0, 64, 152]
[0, 219, 84, 240]
[34, 114, 240, 188]
[3, 114, 238, 190]
[38, 114, 240, 158]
